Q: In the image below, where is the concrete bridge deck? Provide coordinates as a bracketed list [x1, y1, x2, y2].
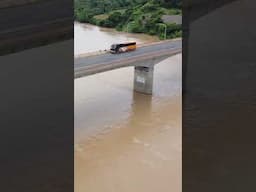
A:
[74, 39, 182, 78]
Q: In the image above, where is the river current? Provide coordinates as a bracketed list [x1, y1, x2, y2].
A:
[74, 22, 181, 192]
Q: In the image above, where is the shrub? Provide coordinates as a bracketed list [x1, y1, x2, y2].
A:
[75, 9, 89, 22]
[107, 12, 123, 26]
[141, 2, 158, 12]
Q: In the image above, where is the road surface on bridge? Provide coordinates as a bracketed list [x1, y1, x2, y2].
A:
[74, 39, 182, 71]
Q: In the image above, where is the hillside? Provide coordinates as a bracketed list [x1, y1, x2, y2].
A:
[75, 0, 182, 39]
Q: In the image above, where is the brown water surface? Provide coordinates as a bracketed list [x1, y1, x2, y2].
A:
[75, 22, 181, 192]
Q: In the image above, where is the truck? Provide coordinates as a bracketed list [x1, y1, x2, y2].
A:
[110, 42, 136, 54]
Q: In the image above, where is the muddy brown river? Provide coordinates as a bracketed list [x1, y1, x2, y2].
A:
[75, 22, 181, 192]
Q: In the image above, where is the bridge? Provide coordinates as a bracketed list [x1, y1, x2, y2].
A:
[74, 39, 181, 94]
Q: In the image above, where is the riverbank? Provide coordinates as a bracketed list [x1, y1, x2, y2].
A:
[75, 0, 181, 39]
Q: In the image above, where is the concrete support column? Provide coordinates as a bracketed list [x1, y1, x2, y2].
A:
[134, 66, 154, 95]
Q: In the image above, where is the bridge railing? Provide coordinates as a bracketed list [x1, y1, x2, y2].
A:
[74, 47, 181, 78]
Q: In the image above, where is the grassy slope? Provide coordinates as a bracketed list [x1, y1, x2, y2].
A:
[94, 9, 127, 20]
[93, 7, 180, 21]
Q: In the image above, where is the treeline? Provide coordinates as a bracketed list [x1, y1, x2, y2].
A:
[74, 0, 182, 39]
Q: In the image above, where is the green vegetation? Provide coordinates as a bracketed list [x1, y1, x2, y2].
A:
[74, 0, 182, 39]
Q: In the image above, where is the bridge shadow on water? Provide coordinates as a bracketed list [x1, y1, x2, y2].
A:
[129, 92, 153, 124]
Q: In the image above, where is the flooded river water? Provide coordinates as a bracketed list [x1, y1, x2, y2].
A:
[74, 22, 181, 192]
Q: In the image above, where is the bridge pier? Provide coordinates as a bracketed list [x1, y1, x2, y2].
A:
[134, 66, 154, 95]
